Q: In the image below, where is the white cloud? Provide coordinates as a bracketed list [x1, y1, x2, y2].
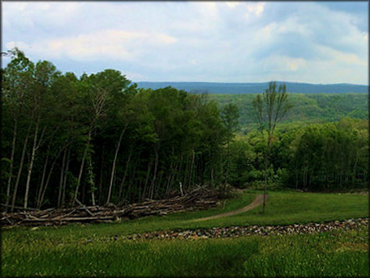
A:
[3, 2, 83, 29]
[225, 2, 240, 9]
[198, 2, 218, 16]
[245, 2, 266, 16]
[288, 58, 306, 71]
[317, 45, 367, 67]
[5, 41, 30, 51]
[257, 52, 367, 84]
[2, 1, 368, 84]
[7, 29, 177, 62]
[259, 55, 306, 74]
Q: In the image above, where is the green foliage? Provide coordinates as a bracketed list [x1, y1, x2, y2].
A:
[223, 118, 368, 191]
[1, 49, 235, 208]
[1, 48, 368, 210]
[212, 93, 368, 133]
[252, 82, 292, 134]
[285, 118, 368, 190]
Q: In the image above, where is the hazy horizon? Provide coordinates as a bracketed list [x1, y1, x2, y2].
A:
[135, 80, 367, 86]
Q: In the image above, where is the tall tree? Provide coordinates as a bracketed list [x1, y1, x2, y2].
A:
[252, 82, 292, 213]
[23, 60, 60, 208]
[2, 48, 35, 210]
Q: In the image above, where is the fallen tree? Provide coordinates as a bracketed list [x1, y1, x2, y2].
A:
[1, 187, 220, 226]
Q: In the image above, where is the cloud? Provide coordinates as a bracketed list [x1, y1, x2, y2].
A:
[317, 45, 366, 67]
[288, 58, 306, 72]
[2, 1, 368, 84]
[6, 29, 177, 62]
[245, 2, 265, 16]
[3, 2, 82, 31]
[225, 2, 239, 9]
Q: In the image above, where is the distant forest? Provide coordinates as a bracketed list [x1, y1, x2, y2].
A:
[137, 81, 368, 94]
[212, 93, 368, 132]
[1, 49, 368, 211]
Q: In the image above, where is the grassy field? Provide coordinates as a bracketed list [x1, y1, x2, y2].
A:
[2, 190, 368, 277]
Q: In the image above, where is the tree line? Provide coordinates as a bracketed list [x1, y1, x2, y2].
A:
[1, 49, 238, 210]
[225, 118, 368, 191]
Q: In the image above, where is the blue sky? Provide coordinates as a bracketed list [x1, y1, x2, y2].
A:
[2, 1, 368, 84]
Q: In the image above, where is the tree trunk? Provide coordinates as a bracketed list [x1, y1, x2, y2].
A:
[224, 142, 230, 192]
[210, 167, 214, 188]
[5, 119, 17, 209]
[106, 126, 127, 205]
[88, 157, 96, 206]
[179, 182, 184, 196]
[73, 130, 91, 204]
[165, 161, 174, 195]
[182, 154, 190, 189]
[36, 147, 50, 208]
[74, 146, 87, 204]
[262, 134, 271, 214]
[142, 161, 152, 201]
[263, 151, 268, 214]
[189, 149, 195, 188]
[154, 170, 164, 199]
[11, 126, 31, 211]
[118, 148, 133, 201]
[61, 148, 71, 207]
[24, 119, 40, 209]
[98, 144, 105, 205]
[150, 145, 159, 199]
[39, 157, 58, 208]
[38, 145, 65, 208]
[352, 153, 359, 186]
[57, 149, 67, 207]
[125, 161, 138, 203]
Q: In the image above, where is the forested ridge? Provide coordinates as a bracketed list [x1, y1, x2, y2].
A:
[1, 49, 368, 211]
[137, 81, 368, 94]
[212, 93, 368, 132]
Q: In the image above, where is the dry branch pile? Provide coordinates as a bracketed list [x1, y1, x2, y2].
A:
[1, 187, 220, 227]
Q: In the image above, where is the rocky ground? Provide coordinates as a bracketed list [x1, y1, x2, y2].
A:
[123, 218, 368, 240]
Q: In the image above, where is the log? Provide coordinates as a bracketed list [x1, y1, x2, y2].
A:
[1, 186, 221, 226]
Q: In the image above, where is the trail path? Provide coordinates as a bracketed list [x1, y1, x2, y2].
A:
[193, 194, 267, 222]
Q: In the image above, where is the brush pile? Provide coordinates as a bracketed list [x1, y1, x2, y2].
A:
[1, 187, 220, 226]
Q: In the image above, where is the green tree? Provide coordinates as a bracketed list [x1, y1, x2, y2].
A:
[252, 82, 292, 213]
[2, 48, 35, 210]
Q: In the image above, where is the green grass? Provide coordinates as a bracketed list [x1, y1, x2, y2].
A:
[243, 227, 368, 277]
[2, 190, 368, 276]
[2, 191, 368, 242]
[2, 226, 368, 277]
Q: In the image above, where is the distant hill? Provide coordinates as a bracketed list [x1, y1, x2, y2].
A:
[137, 81, 368, 94]
[211, 93, 368, 132]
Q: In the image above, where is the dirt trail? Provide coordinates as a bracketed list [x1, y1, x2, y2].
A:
[193, 194, 267, 222]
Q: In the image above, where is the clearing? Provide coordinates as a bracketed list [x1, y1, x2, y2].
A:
[2, 190, 368, 277]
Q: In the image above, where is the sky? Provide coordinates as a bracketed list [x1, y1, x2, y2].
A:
[2, 1, 368, 84]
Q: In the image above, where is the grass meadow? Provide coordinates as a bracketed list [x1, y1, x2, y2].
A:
[2, 190, 368, 277]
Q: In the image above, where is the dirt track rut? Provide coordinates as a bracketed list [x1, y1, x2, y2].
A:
[193, 194, 267, 222]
